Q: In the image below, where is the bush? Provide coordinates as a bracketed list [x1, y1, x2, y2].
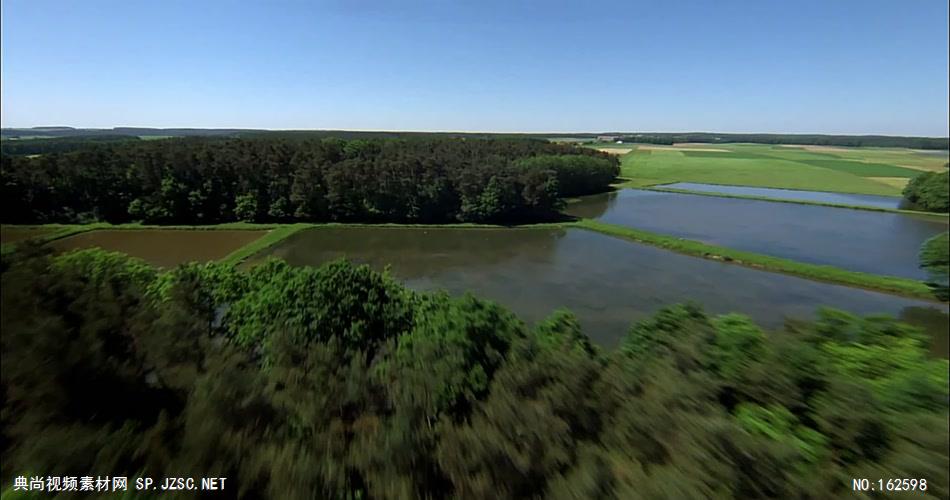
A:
[2, 249, 947, 498]
[903, 170, 949, 212]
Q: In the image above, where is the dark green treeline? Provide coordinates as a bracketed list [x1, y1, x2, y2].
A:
[0, 137, 618, 225]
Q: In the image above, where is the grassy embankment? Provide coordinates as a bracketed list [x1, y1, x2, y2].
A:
[573, 218, 939, 301]
[615, 143, 947, 196]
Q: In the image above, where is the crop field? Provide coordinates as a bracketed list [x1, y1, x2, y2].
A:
[48, 229, 270, 268]
[0, 225, 53, 244]
[616, 143, 949, 196]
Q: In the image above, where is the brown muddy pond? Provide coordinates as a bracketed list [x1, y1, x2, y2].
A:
[249, 226, 949, 356]
[1, 226, 53, 244]
[51, 229, 269, 268]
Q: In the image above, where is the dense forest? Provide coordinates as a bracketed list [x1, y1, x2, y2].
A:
[903, 169, 950, 212]
[2, 246, 947, 499]
[0, 137, 618, 224]
[0, 135, 143, 156]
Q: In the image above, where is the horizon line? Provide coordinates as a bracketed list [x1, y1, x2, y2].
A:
[2, 125, 948, 139]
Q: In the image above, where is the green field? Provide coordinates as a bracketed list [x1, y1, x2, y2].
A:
[616, 144, 949, 196]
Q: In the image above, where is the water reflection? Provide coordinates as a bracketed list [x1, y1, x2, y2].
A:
[252, 227, 949, 354]
[565, 189, 948, 279]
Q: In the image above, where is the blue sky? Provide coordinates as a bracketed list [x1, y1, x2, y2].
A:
[2, 0, 948, 135]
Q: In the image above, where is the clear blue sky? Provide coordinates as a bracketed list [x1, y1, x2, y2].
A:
[2, 0, 948, 135]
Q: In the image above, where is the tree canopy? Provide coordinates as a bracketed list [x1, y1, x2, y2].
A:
[2, 247, 947, 499]
[903, 170, 950, 213]
[0, 137, 619, 225]
[920, 232, 949, 300]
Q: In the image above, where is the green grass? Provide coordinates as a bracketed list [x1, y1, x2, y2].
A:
[794, 159, 920, 178]
[611, 177, 669, 188]
[573, 218, 940, 301]
[680, 150, 774, 160]
[220, 223, 310, 265]
[583, 141, 631, 148]
[622, 144, 946, 196]
[818, 147, 948, 172]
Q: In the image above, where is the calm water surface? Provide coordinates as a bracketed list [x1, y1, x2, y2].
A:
[661, 182, 903, 209]
[251, 227, 948, 355]
[565, 189, 947, 280]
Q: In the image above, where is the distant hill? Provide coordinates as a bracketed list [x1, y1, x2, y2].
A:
[1, 127, 254, 139]
[0, 135, 144, 155]
[600, 132, 950, 150]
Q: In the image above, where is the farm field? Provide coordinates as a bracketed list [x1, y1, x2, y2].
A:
[616, 143, 948, 196]
[0, 225, 53, 244]
[48, 229, 269, 268]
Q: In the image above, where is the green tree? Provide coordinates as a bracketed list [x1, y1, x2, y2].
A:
[233, 192, 259, 222]
[920, 231, 949, 299]
[903, 171, 950, 212]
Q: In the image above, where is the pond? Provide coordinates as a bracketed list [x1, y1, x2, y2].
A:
[249, 226, 949, 356]
[659, 182, 904, 209]
[565, 189, 947, 280]
[51, 229, 269, 268]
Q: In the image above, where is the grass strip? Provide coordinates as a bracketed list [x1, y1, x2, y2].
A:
[573, 219, 942, 301]
[643, 187, 949, 219]
[611, 177, 671, 188]
[220, 223, 311, 266]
